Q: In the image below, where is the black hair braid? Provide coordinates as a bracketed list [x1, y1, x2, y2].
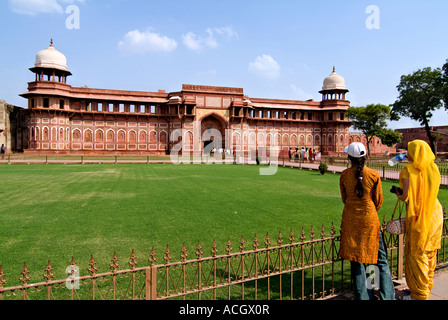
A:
[349, 155, 365, 198]
[355, 157, 365, 198]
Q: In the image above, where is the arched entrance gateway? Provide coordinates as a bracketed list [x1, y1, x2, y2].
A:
[199, 113, 227, 153]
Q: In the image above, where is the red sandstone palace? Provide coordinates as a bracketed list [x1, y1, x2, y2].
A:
[3, 41, 396, 157]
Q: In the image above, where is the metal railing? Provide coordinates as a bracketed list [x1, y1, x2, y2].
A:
[368, 163, 448, 186]
[1, 215, 447, 300]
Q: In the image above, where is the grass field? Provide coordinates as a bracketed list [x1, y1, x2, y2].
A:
[0, 163, 446, 283]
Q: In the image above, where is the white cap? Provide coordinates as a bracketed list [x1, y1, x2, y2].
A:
[344, 142, 366, 158]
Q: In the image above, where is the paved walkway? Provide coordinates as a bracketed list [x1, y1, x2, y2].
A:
[331, 267, 448, 300]
[395, 267, 448, 300]
[426, 268, 448, 300]
[398, 267, 448, 300]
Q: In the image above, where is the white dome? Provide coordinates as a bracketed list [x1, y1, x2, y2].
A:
[34, 40, 69, 72]
[322, 67, 346, 90]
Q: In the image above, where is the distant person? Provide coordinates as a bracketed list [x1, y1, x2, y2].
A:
[0, 144, 5, 154]
[395, 140, 443, 300]
[339, 142, 395, 300]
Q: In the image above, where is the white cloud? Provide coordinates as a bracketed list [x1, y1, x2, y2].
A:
[9, 0, 84, 15]
[212, 26, 239, 39]
[118, 29, 178, 54]
[183, 31, 216, 51]
[290, 84, 314, 101]
[183, 26, 237, 51]
[249, 55, 281, 79]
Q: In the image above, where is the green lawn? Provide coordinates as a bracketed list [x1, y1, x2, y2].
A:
[0, 163, 446, 283]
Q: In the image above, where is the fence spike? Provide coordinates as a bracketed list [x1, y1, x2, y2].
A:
[211, 240, 218, 257]
[129, 249, 137, 270]
[278, 230, 284, 246]
[289, 229, 295, 244]
[331, 223, 335, 236]
[19, 262, 31, 285]
[310, 226, 315, 240]
[0, 265, 7, 288]
[226, 237, 232, 255]
[321, 224, 326, 239]
[181, 243, 188, 262]
[88, 255, 98, 276]
[43, 260, 54, 282]
[148, 247, 157, 266]
[164, 245, 172, 264]
[265, 232, 271, 248]
[110, 251, 119, 272]
[253, 234, 259, 250]
[196, 241, 203, 259]
[239, 236, 246, 252]
[301, 227, 306, 242]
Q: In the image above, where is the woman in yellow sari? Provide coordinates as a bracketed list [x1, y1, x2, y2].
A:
[396, 140, 444, 300]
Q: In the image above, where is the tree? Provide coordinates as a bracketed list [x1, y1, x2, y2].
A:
[380, 128, 403, 149]
[442, 59, 448, 110]
[346, 104, 401, 157]
[391, 67, 444, 154]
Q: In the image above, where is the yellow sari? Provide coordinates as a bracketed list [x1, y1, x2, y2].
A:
[399, 140, 443, 300]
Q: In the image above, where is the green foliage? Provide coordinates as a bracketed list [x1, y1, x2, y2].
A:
[392, 66, 445, 153]
[379, 128, 402, 147]
[443, 59, 448, 110]
[392, 67, 444, 123]
[318, 162, 328, 175]
[345, 104, 400, 156]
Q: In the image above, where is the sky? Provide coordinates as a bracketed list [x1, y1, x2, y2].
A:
[0, 0, 447, 130]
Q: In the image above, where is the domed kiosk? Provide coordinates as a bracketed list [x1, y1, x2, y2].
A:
[29, 39, 72, 83]
[319, 67, 348, 101]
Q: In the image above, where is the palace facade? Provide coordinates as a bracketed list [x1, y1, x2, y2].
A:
[15, 41, 356, 156]
[395, 126, 448, 154]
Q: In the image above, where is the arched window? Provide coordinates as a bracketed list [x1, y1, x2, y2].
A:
[59, 128, 64, 141]
[118, 130, 126, 143]
[95, 130, 104, 142]
[43, 127, 49, 141]
[149, 131, 157, 143]
[139, 131, 147, 143]
[72, 129, 81, 142]
[129, 131, 137, 143]
[106, 130, 115, 143]
[84, 130, 93, 142]
[160, 131, 167, 144]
